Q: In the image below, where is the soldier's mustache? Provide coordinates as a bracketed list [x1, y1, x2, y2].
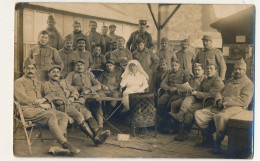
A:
[28, 72, 33, 74]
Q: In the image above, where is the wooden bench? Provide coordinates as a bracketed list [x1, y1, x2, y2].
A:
[227, 110, 253, 158]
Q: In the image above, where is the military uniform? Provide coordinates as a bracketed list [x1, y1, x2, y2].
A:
[150, 67, 168, 92]
[75, 50, 93, 70]
[132, 47, 159, 84]
[59, 49, 79, 78]
[26, 43, 64, 81]
[91, 53, 106, 70]
[66, 71, 103, 128]
[110, 48, 132, 69]
[66, 31, 91, 51]
[156, 49, 177, 70]
[195, 48, 226, 80]
[176, 50, 195, 76]
[46, 26, 63, 50]
[14, 76, 69, 144]
[126, 31, 154, 52]
[103, 34, 112, 53]
[86, 31, 106, 54]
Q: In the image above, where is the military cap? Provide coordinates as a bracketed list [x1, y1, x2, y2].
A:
[193, 63, 203, 69]
[102, 25, 108, 29]
[117, 36, 125, 42]
[64, 35, 73, 42]
[202, 35, 212, 41]
[73, 20, 81, 26]
[23, 58, 36, 68]
[181, 39, 190, 44]
[106, 59, 115, 65]
[75, 59, 85, 65]
[76, 36, 87, 43]
[136, 38, 145, 45]
[139, 20, 147, 25]
[89, 20, 97, 25]
[109, 24, 116, 28]
[47, 15, 55, 21]
[234, 58, 246, 70]
[161, 37, 169, 43]
[48, 65, 61, 72]
[171, 57, 179, 63]
[205, 59, 217, 67]
[159, 58, 168, 65]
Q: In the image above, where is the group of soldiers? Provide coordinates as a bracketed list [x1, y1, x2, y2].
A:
[14, 14, 254, 155]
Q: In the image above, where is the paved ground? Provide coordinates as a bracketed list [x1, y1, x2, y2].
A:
[13, 118, 235, 158]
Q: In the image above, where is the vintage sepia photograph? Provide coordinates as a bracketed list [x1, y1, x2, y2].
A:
[13, 2, 255, 159]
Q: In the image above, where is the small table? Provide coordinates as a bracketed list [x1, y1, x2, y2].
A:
[92, 97, 123, 133]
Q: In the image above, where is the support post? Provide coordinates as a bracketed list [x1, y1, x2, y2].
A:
[157, 4, 161, 50]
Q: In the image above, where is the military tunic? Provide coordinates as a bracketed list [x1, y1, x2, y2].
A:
[126, 31, 154, 52]
[14, 76, 68, 144]
[27, 43, 64, 81]
[86, 31, 106, 54]
[91, 53, 106, 70]
[103, 35, 112, 53]
[59, 48, 80, 78]
[194, 48, 227, 80]
[46, 26, 64, 50]
[75, 50, 93, 70]
[156, 49, 177, 70]
[176, 50, 195, 76]
[66, 31, 91, 51]
[110, 48, 132, 69]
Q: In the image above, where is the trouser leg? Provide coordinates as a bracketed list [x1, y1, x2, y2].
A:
[194, 107, 214, 129]
[52, 109, 69, 135]
[180, 96, 196, 113]
[65, 103, 85, 123]
[157, 93, 171, 117]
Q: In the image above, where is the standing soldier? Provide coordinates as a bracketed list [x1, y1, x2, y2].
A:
[14, 59, 80, 155]
[194, 35, 226, 80]
[59, 35, 79, 78]
[86, 20, 106, 54]
[110, 37, 132, 70]
[105, 41, 117, 60]
[132, 38, 159, 89]
[45, 15, 63, 50]
[75, 37, 93, 71]
[126, 20, 154, 52]
[101, 25, 112, 53]
[66, 20, 91, 51]
[156, 37, 177, 70]
[176, 39, 196, 76]
[26, 30, 64, 81]
[108, 24, 119, 43]
[91, 44, 106, 70]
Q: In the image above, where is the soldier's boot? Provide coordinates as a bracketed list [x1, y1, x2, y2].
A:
[196, 128, 214, 147]
[169, 110, 185, 123]
[174, 123, 191, 141]
[79, 120, 95, 143]
[213, 131, 225, 154]
[87, 117, 110, 146]
[62, 142, 80, 155]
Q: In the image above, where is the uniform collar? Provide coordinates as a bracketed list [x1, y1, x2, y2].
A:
[73, 30, 82, 34]
[232, 75, 248, 84]
[38, 42, 48, 48]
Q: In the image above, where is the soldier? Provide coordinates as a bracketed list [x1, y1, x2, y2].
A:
[66, 20, 91, 51]
[66, 59, 104, 129]
[110, 37, 132, 70]
[75, 37, 93, 71]
[104, 40, 117, 60]
[156, 37, 177, 70]
[98, 60, 123, 107]
[14, 59, 80, 155]
[86, 20, 106, 54]
[176, 39, 196, 76]
[108, 24, 119, 44]
[26, 30, 64, 81]
[91, 44, 106, 70]
[43, 65, 110, 146]
[59, 35, 79, 78]
[194, 35, 227, 80]
[101, 25, 112, 53]
[46, 15, 63, 50]
[132, 38, 159, 90]
[168, 63, 206, 132]
[157, 59, 191, 133]
[172, 63, 224, 142]
[194, 59, 254, 153]
[126, 20, 154, 52]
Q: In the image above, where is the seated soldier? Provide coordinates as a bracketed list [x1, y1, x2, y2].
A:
[91, 44, 106, 70]
[66, 59, 104, 130]
[157, 59, 191, 133]
[172, 62, 224, 142]
[150, 58, 169, 92]
[14, 59, 80, 155]
[194, 59, 254, 153]
[168, 63, 206, 131]
[43, 64, 110, 146]
[105, 40, 117, 60]
[98, 60, 123, 107]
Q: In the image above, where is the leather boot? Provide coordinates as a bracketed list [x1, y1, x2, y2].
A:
[169, 110, 185, 123]
[213, 132, 225, 154]
[87, 117, 111, 146]
[78, 121, 95, 142]
[196, 128, 214, 147]
[62, 142, 80, 155]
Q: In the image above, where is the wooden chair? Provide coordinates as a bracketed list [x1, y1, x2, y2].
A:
[13, 101, 42, 155]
